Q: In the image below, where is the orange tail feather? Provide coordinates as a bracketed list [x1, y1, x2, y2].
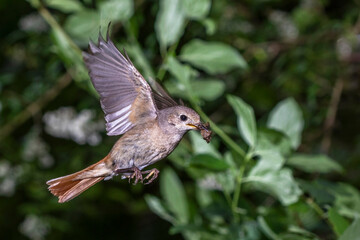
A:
[46, 156, 111, 203]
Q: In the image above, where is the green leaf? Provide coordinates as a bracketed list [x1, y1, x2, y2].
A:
[215, 171, 235, 194]
[249, 150, 285, 176]
[339, 218, 360, 240]
[99, 0, 133, 23]
[165, 78, 225, 101]
[286, 225, 320, 239]
[298, 179, 335, 205]
[189, 131, 221, 158]
[64, 10, 101, 47]
[191, 79, 225, 101]
[166, 56, 195, 85]
[328, 207, 350, 237]
[247, 168, 302, 206]
[180, 39, 247, 74]
[145, 195, 175, 223]
[190, 154, 229, 171]
[267, 98, 304, 149]
[45, 0, 83, 13]
[227, 95, 257, 147]
[258, 216, 281, 240]
[333, 183, 360, 219]
[195, 186, 212, 207]
[201, 18, 216, 35]
[182, 0, 211, 19]
[287, 154, 343, 173]
[122, 44, 155, 80]
[51, 26, 90, 87]
[255, 128, 292, 157]
[155, 0, 186, 49]
[160, 168, 189, 223]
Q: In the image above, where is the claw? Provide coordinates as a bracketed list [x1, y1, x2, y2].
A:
[129, 166, 143, 185]
[142, 168, 160, 185]
[114, 167, 159, 185]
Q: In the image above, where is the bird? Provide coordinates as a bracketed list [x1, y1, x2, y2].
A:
[46, 29, 212, 203]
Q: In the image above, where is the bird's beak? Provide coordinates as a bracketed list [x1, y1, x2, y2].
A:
[187, 123, 210, 131]
[188, 122, 212, 143]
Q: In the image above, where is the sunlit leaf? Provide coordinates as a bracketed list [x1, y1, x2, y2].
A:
[339, 218, 360, 240]
[182, 0, 211, 20]
[267, 98, 304, 149]
[248, 168, 302, 206]
[255, 128, 292, 157]
[249, 150, 285, 176]
[99, 0, 133, 23]
[155, 0, 186, 49]
[160, 168, 189, 223]
[201, 18, 216, 35]
[287, 154, 343, 173]
[180, 39, 247, 74]
[227, 95, 257, 147]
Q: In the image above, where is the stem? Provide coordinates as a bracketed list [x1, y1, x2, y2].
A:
[305, 197, 334, 232]
[38, 6, 82, 55]
[190, 103, 246, 158]
[231, 152, 252, 221]
[0, 73, 72, 141]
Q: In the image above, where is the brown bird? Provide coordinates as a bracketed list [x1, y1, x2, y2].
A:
[46, 30, 212, 203]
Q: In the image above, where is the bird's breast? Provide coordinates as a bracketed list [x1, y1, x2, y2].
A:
[109, 122, 184, 170]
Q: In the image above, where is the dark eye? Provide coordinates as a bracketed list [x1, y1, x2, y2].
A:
[180, 115, 188, 121]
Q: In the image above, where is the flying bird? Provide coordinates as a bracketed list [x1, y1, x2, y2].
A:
[46, 29, 212, 203]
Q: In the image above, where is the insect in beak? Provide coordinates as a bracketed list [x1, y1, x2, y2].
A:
[187, 122, 212, 143]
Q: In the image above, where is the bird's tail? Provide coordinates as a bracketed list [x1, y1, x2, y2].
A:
[46, 155, 112, 203]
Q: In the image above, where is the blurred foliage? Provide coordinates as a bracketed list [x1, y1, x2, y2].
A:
[1, 0, 360, 239]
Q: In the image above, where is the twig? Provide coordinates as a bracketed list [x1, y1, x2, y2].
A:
[0, 73, 72, 141]
[320, 78, 344, 153]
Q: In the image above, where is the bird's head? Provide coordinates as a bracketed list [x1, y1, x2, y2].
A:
[160, 106, 208, 133]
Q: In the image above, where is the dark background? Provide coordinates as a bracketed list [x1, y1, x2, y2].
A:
[1, 0, 360, 239]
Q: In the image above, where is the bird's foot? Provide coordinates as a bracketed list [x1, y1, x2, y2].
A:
[114, 167, 159, 185]
[129, 166, 143, 185]
[141, 168, 160, 185]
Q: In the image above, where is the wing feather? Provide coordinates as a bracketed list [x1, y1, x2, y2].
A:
[83, 31, 157, 136]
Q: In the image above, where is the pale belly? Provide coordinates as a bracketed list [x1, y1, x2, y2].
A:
[109, 124, 184, 171]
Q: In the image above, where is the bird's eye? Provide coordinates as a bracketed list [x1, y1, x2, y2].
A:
[180, 115, 188, 121]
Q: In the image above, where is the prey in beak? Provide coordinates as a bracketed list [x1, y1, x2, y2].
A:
[187, 122, 212, 143]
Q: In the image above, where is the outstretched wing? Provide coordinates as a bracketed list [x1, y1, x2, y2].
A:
[83, 33, 157, 136]
[148, 78, 178, 110]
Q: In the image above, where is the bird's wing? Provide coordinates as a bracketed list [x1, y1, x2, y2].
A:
[149, 79, 179, 110]
[83, 33, 157, 136]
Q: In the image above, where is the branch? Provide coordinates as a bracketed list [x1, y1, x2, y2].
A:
[0, 73, 72, 141]
[321, 78, 344, 153]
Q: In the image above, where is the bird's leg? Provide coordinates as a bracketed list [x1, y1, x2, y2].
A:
[129, 166, 143, 185]
[114, 166, 143, 185]
[141, 168, 160, 185]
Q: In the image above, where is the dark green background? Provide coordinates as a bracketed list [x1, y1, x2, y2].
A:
[1, 0, 360, 239]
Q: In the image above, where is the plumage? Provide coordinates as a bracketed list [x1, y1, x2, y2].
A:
[47, 28, 212, 203]
[82, 32, 157, 136]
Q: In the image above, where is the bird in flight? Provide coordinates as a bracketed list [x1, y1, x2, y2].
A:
[46, 29, 212, 203]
